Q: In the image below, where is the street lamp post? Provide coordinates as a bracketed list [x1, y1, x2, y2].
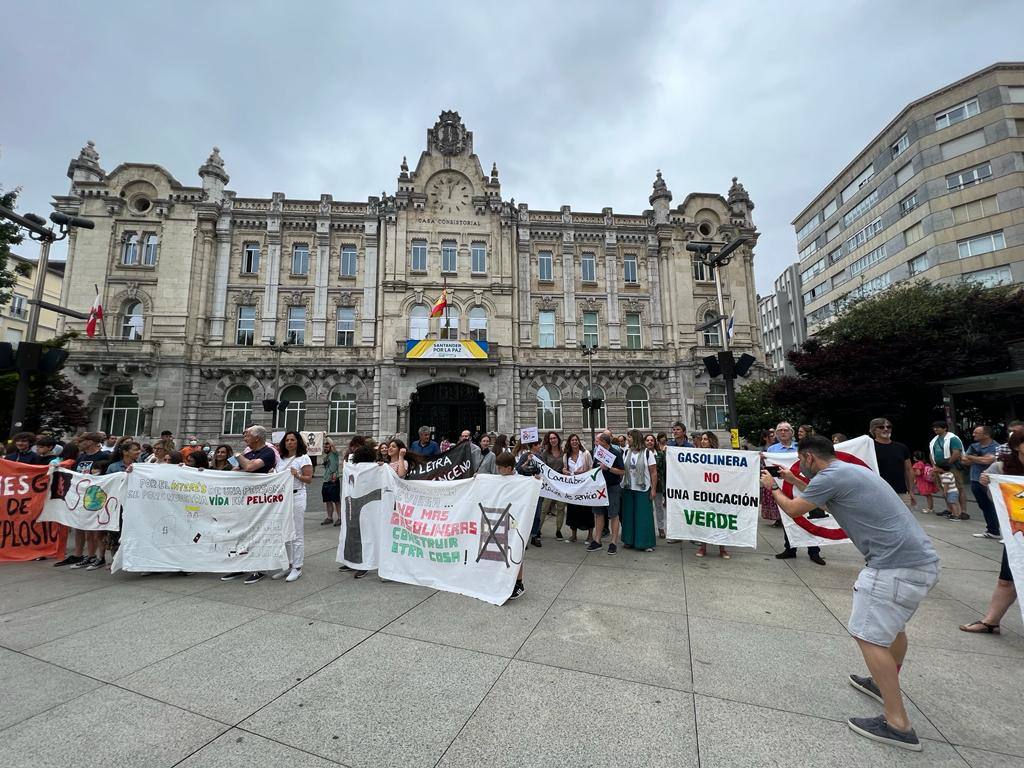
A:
[267, 339, 291, 429]
[580, 343, 600, 451]
[0, 206, 94, 433]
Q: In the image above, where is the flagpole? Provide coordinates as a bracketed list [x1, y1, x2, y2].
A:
[443, 276, 449, 340]
[95, 283, 111, 354]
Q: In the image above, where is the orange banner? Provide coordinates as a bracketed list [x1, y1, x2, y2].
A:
[0, 458, 67, 562]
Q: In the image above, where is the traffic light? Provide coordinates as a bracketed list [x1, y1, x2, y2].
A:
[262, 398, 278, 412]
[734, 353, 757, 378]
[702, 354, 721, 378]
[38, 347, 69, 373]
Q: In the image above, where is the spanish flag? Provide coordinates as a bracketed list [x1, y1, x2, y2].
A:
[429, 289, 447, 318]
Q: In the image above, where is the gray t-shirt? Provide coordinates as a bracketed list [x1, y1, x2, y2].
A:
[800, 460, 939, 570]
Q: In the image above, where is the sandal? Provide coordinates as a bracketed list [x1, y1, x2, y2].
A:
[959, 620, 1000, 634]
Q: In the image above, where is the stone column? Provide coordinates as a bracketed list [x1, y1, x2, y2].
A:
[604, 240, 621, 348]
[312, 195, 331, 345]
[209, 203, 232, 343]
[516, 204, 532, 345]
[647, 233, 665, 348]
[561, 230, 577, 346]
[362, 201, 380, 346]
[262, 192, 284, 342]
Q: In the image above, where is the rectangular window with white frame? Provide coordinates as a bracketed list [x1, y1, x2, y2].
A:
[121, 232, 139, 266]
[581, 251, 596, 283]
[441, 239, 457, 274]
[625, 312, 642, 349]
[538, 310, 556, 348]
[9, 293, 26, 320]
[410, 239, 427, 272]
[582, 311, 599, 348]
[704, 384, 728, 431]
[538, 250, 553, 282]
[935, 98, 980, 130]
[336, 307, 355, 346]
[291, 244, 310, 276]
[946, 162, 991, 191]
[891, 133, 909, 159]
[965, 265, 1013, 289]
[899, 191, 918, 216]
[692, 256, 715, 282]
[340, 245, 357, 277]
[623, 253, 638, 284]
[142, 233, 158, 265]
[958, 231, 1005, 260]
[909, 253, 928, 276]
[242, 242, 260, 274]
[236, 305, 255, 346]
[471, 241, 486, 274]
[287, 306, 306, 345]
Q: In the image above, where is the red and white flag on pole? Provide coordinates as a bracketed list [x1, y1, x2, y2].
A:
[85, 294, 103, 337]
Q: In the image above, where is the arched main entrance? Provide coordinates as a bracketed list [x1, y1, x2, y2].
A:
[409, 382, 485, 445]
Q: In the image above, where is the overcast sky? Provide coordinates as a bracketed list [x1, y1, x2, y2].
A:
[2, 0, 1021, 293]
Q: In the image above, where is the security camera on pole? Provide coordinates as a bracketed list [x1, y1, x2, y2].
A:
[686, 236, 757, 448]
[0, 205, 95, 433]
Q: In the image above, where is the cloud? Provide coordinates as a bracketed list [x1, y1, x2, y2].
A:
[1, 0, 1020, 293]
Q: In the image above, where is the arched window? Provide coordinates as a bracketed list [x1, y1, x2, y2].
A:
[122, 233, 139, 265]
[582, 384, 606, 430]
[626, 384, 650, 430]
[222, 385, 253, 435]
[469, 307, 487, 341]
[279, 385, 306, 431]
[537, 385, 562, 431]
[440, 306, 460, 340]
[702, 311, 721, 347]
[121, 301, 144, 340]
[101, 385, 140, 435]
[328, 389, 357, 434]
[409, 304, 429, 340]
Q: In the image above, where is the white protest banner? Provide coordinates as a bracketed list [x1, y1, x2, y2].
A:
[112, 463, 294, 574]
[272, 431, 285, 446]
[519, 427, 539, 444]
[532, 457, 608, 506]
[336, 462, 393, 570]
[988, 474, 1024, 624]
[665, 448, 761, 547]
[762, 435, 878, 548]
[40, 468, 128, 531]
[594, 444, 616, 468]
[378, 473, 540, 605]
[303, 431, 325, 457]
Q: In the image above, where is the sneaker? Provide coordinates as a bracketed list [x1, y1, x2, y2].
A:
[774, 550, 797, 559]
[973, 531, 1001, 539]
[961, 512, 971, 520]
[271, 567, 291, 580]
[586, 541, 603, 552]
[86, 558, 106, 571]
[243, 572, 265, 585]
[848, 674, 883, 704]
[220, 572, 244, 581]
[948, 515, 963, 522]
[555, 529, 563, 540]
[338, 565, 353, 572]
[936, 510, 951, 518]
[285, 568, 302, 582]
[509, 581, 525, 600]
[69, 557, 94, 570]
[530, 536, 542, 548]
[607, 543, 618, 555]
[54, 555, 83, 567]
[847, 715, 921, 751]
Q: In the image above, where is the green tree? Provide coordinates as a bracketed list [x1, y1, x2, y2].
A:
[0, 186, 25, 307]
[773, 281, 1024, 448]
[735, 377, 806, 444]
[0, 333, 90, 437]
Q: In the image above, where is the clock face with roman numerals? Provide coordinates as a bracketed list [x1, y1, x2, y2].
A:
[427, 173, 471, 214]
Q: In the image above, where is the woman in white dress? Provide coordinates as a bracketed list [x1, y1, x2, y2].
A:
[273, 431, 313, 582]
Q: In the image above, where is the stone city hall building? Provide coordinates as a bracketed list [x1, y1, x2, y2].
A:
[52, 111, 763, 443]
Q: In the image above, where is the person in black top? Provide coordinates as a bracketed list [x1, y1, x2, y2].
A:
[869, 418, 916, 510]
[222, 425, 277, 584]
[587, 431, 626, 554]
[4, 432, 39, 464]
[59, 433, 108, 568]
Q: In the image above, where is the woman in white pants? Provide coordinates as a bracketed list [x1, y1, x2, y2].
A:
[273, 431, 313, 582]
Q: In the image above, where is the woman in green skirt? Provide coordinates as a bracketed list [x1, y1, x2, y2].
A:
[622, 429, 659, 551]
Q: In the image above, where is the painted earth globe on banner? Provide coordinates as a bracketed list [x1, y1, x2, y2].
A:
[82, 484, 108, 511]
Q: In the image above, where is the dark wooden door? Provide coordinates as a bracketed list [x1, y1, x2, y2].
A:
[409, 382, 485, 445]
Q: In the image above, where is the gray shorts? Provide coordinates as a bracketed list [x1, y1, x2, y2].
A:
[849, 562, 940, 647]
[596, 484, 622, 519]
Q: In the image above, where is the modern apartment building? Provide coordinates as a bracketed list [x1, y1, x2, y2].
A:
[792, 63, 1024, 334]
[1, 252, 64, 346]
[758, 262, 805, 375]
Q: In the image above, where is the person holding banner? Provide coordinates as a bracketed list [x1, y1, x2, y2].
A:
[387, 439, 409, 478]
[496, 451, 527, 600]
[540, 431, 567, 540]
[223, 425, 278, 584]
[621, 430, 658, 552]
[761, 435, 939, 752]
[271, 432, 312, 583]
[564, 434, 595, 543]
[959, 432, 1022, 634]
[588, 432, 624, 553]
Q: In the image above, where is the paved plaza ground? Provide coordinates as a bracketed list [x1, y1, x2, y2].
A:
[0, 494, 1021, 768]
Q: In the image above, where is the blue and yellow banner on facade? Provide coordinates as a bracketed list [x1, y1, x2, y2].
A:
[405, 339, 489, 359]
